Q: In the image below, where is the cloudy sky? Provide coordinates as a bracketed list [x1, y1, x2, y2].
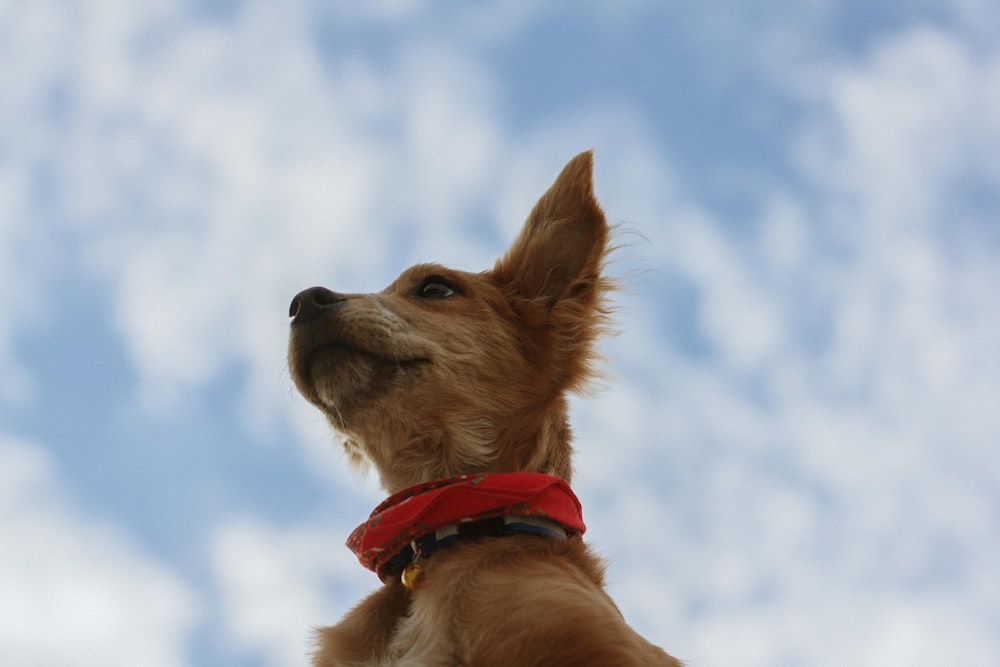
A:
[2, 1, 999, 665]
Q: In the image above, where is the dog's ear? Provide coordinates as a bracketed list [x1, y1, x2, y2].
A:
[491, 151, 613, 396]
[493, 151, 608, 307]
[487, 152, 613, 477]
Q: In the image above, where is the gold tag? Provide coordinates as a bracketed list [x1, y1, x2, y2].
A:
[401, 563, 425, 591]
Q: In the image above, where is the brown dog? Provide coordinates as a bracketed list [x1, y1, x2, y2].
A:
[288, 152, 681, 666]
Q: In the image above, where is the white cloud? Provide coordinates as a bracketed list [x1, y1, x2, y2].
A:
[0, 0, 71, 406]
[805, 26, 1000, 231]
[210, 517, 376, 666]
[0, 435, 198, 667]
[0, 170, 42, 405]
[17, 1, 510, 429]
[798, 25, 1000, 435]
[564, 20, 1000, 667]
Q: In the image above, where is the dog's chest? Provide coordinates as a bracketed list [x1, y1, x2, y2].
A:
[387, 601, 458, 667]
[380, 548, 498, 666]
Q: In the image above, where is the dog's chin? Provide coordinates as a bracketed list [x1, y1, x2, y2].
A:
[305, 344, 429, 425]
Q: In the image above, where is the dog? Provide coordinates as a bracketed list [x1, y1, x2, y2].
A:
[288, 151, 681, 666]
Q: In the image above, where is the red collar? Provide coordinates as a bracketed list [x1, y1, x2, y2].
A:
[347, 473, 586, 579]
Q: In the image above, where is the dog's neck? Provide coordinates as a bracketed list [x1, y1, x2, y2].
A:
[355, 399, 577, 495]
[347, 472, 586, 581]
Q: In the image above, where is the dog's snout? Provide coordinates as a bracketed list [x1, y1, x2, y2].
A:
[289, 286, 346, 322]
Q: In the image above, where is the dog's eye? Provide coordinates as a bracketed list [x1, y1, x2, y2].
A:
[413, 277, 457, 300]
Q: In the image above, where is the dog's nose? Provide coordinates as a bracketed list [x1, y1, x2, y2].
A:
[289, 286, 346, 322]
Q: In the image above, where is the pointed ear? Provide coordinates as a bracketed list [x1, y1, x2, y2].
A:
[492, 151, 608, 305]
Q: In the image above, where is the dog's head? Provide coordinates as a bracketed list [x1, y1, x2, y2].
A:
[288, 152, 612, 492]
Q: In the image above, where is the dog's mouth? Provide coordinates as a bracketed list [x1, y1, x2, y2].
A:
[294, 341, 430, 418]
[303, 342, 429, 372]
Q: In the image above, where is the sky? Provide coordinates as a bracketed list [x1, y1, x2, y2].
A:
[2, 1, 999, 665]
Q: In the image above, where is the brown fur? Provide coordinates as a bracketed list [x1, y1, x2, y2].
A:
[288, 152, 681, 666]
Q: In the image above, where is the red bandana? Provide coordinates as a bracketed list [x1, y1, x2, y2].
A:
[347, 472, 586, 579]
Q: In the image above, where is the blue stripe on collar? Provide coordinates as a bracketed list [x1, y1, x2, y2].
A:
[384, 514, 569, 575]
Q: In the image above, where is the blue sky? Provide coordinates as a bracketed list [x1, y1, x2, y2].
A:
[2, 1, 999, 665]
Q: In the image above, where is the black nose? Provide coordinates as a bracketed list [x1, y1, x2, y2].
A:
[289, 286, 346, 322]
